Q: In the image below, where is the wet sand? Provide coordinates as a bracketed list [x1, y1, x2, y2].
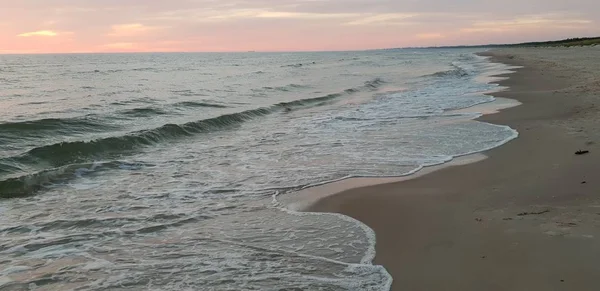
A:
[307, 47, 600, 290]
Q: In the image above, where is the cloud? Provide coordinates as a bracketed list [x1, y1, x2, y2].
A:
[154, 9, 420, 26]
[462, 13, 593, 33]
[254, 11, 358, 19]
[416, 33, 444, 39]
[17, 30, 59, 37]
[108, 23, 160, 37]
[345, 13, 419, 26]
[102, 42, 136, 49]
[149, 8, 359, 23]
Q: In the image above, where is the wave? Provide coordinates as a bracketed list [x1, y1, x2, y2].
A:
[109, 97, 157, 105]
[0, 102, 226, 141]
[281, 62, 317, 68]
[279, 78, 384, 109]
[21, 100, 47, 105]
[173, 101, 229, 108]
[0, 102, 221, 139]
[0, 117, 118, 137]
[131, 67, 156, 72]
[1, 107, 283, 173]
[364, 77, 385, 89]
[0, 108, 276, 197]
[0, 78, 385, 197]
[1, 212, 209, 234]
[118, 107, 170, 117]
[457, 53, 477, 62]
[171, 89, 210, 97]
[76, 68, 156, 74]
[0, 161, 151, 199]
[427, 63, 469, 78]
[262, 83, 310, 92]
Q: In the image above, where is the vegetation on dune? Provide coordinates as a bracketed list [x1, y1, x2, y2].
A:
[506, 37, 600, 48]
[415, 37, 600, 49]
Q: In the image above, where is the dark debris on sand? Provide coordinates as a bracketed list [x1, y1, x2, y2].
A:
[517, 210, 551, 216]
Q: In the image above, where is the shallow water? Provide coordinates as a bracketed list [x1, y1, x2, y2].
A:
[0, 49, 517, 290]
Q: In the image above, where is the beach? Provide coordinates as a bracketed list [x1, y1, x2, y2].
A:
[307, 47, 600, 290]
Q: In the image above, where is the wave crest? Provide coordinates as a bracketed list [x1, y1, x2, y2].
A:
[427, 63, 469, 78]
[0, 78, 386, 197]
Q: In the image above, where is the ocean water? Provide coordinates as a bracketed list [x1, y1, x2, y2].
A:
[0, 49, 517, 290]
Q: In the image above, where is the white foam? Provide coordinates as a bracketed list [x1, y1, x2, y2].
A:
[273, 51, 521, 291]
[273, 195, 393, 290]
[0, 276, 14, 288]
[453, 97, 521, 115]
[1, 266, 31, 275]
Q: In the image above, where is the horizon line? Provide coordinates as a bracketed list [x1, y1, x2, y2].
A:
[2, 36, 598, 56]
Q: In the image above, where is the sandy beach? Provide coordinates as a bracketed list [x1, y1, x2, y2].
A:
[307, 47, 600, 290]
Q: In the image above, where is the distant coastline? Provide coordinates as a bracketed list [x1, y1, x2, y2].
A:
[407, 36, 600, 49]
[503, 36, 600, 47]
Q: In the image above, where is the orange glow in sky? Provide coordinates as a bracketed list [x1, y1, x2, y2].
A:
[1, 0, 598, 54]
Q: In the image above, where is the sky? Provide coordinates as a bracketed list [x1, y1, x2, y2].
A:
[1, 0, 599, 53]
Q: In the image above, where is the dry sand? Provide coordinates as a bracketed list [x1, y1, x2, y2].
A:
[306, 47, 600, 290]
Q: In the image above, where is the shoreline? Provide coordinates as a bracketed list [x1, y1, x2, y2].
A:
[305, 48, 600, 290]
[280, 89, 523, 211]
[280, 153, 488, 211]
[280, 53, 521, 214]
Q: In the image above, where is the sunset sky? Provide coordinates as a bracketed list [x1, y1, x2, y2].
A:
[1, 0, 599, 53]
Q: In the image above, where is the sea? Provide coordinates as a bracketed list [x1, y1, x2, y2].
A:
[0, 49, 518, 290]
